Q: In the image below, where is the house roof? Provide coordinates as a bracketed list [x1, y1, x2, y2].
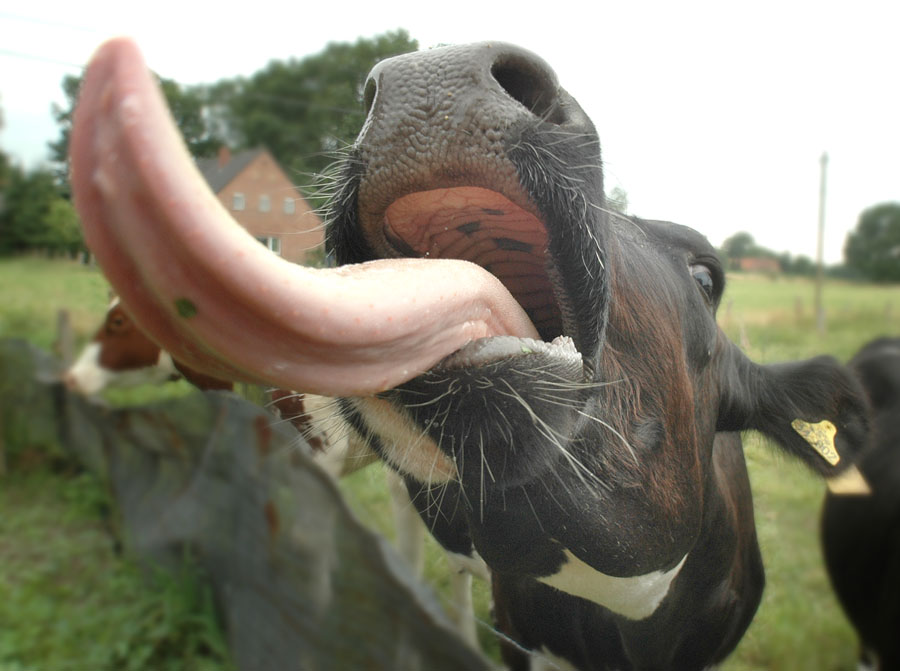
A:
[195, 148, 266, 193]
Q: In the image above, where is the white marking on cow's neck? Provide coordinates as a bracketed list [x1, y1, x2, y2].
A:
[537, 549, 688, 620]
[66, 342, 181, 395]
[66, 342, 113, 395]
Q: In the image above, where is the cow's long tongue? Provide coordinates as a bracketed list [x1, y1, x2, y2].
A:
[70, 38, 538, 396]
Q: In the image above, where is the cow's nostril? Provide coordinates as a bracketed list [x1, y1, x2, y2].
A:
[491, 57, 565, 125]
[363, 76, 377, 116]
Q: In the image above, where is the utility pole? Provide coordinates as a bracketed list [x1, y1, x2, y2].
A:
[814, 152, 828, 335]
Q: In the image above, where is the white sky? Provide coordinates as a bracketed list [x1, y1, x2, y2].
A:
[1, 1, 898, 263]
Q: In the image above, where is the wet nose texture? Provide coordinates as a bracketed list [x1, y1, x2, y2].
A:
[355, 43, 567, 240]
[363, 42, 563, 124]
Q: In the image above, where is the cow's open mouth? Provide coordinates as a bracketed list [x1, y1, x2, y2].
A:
[372, 184, 584, 376]
[382, 186, 563, 343]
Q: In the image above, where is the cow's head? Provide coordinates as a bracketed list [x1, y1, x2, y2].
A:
[70, 38, 868, 618]
[323, 43, 870, 581]
[64, 299, 179, 394]
[64, 299, 233, 394]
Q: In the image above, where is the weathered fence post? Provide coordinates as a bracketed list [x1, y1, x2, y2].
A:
[0, 413, 6, 477]
[0, 338, 492, 670]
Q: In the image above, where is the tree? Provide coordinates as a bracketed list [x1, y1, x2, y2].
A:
[42, 198, 83, 257]
[207, 30, 418, 188]
[844, 202, 900, 282]
[0, 166, 84, 256]
[47, 75, 82, 189]
[0, 94, 9, 192]
[0, 167, 61, 254]
[721, 232, 758, 261]
[49, 30, 418, 203]
[777, 252, 816, 277]
[157, 79, 223, 158]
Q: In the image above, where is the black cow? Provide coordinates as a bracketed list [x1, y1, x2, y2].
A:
[822, 337, 900, 671]
[325, 43, 871, 670]
[71, 40, 871, 671]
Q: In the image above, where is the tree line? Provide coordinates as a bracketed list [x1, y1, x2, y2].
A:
[719, 204, 900, 283]
[0, 30, 418, 258]
[0, 29, 898, 282]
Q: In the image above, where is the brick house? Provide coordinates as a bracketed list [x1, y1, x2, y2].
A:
[197, 147, 323, 265]
[736, 257, 781, 274]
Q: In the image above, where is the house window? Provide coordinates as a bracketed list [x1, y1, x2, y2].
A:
[283, 198, 296, 215]
[256, 236, 282, 256]
[258, 195, 271, 212]
[232, 192, 245, 211]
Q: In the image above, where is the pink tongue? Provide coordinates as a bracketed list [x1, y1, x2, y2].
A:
[70, 37, 538, 397]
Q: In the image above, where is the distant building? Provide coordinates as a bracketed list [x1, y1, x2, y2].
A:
[197, 147, 323, 265]
[736, 257, 781, 274]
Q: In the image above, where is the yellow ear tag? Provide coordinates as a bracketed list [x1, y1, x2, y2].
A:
[791, 418, 839, 465]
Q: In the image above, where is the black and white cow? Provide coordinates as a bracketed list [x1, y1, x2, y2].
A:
[822, 337, 900, 671]
[70, 39, 870, 670]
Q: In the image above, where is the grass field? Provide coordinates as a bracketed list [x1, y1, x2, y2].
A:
[1, 255, 898, 669]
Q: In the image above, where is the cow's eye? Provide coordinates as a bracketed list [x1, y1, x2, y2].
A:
[690, 264, 715, 300]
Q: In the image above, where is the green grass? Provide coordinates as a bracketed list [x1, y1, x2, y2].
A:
[0, 255, 111, 353]
[2, 257, 899, 669]
[338, 466, 500, 658]
[0, 470, 231, 671]
[0, 257, 229, 669]
[717, 273, 900, 671]
[719, 272, 900, 363]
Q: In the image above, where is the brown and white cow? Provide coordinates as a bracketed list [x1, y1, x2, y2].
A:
[63, 300, 358, 468]
[822, 337, 900, 671]
[64, 298, 234, 395]
[70, 39, 871, 670]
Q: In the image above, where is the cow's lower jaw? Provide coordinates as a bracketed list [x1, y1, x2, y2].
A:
[439, 335, 581, 372]
[349, 337, 583, 486]
[538, 549, 689, 621]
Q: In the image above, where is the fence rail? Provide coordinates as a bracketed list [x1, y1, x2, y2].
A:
[0, 338, 489, 670]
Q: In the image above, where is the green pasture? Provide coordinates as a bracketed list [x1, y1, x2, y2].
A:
[1, 255, 898, 670]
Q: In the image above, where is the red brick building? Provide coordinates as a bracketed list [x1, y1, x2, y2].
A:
[197, 148, 323, 265]
[736, 257, 781, 274]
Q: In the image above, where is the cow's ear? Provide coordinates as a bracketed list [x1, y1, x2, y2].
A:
[717, 346, 870, 481]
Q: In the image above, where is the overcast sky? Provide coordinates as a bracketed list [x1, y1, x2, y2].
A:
[2, 1, 898, 263]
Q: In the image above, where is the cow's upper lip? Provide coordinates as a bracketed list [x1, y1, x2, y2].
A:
[379, 185, 570, 349]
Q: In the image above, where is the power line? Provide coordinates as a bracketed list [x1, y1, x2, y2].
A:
[0, 18, 368, 118]
[0, 10, 104, 34]
[0, 47, 365, 116]
[0, 47, 84, 70]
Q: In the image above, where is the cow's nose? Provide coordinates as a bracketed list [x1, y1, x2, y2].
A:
[360, 42, 567, 135]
